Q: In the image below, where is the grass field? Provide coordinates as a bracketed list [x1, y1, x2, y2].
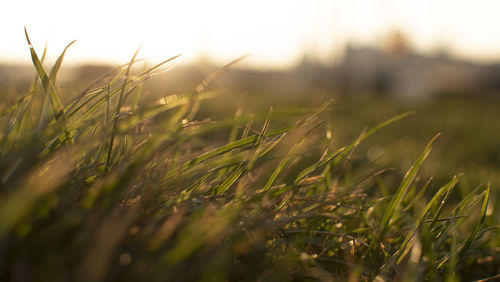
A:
[0, 35, 498, 281]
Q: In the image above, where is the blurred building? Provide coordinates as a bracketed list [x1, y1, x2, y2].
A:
[2, 35, 500, 101]
[337, 45, 482, 100]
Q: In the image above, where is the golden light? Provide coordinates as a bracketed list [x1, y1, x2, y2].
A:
[2, 0, 500, 68]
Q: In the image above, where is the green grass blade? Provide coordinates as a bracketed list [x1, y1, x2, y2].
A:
[28, 41, 48, 93]
[363, 111, 415, 139]
[162, 125, 295, 180]
[294, 147, 346, 184]
[427, 179, 457, 231]
[216, 109, 243, 179]
[264, 137, 305, 191]
[293, 111, 412, 185]
[105, 46, 141, 171]
[380, 133, 440, 237]
[62, 65, 128, 117]
[330, 112, 415, 170]
[105, 83, 111, 127]
[215, 164, 245, 195]
[182, 136, 256, 170]
[395, 175, 459, 263]
[403, 177, 433, 212]
[456, 183, 490, 264]
[241, 115, 254, 139]
[255, 107, 273, 146]
[446, 223, 459, 282]
[24, 27, 63, 116]
[49, 40, 76, 86]
[192, 126, 293, 166]
[114, 46, 141, 118]
[195, 55, 248, 94]
[137, 54, 181, 77]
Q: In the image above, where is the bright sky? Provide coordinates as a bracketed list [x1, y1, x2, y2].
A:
[2, 0, 500, 69]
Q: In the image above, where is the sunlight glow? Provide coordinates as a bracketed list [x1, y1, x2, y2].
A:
[2, 0, 500, 68]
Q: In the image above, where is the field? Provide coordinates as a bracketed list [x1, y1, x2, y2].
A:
[0, 36, 498, 281]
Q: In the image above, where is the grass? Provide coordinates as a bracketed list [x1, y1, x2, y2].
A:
[0, 32, 498, 281]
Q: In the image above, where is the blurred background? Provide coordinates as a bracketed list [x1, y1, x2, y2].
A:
[1, 0, 499, 205]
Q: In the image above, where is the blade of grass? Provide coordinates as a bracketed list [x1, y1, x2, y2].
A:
[172, 125, 295, 173]
[194, 55, 248, 94]
[380, 133, 440, 237]
[255, 107, 273, 146]
[395, 175, 459, 263]
[215, 164, 245, 195]
[294, 112, 412, 185]
[29, 41, 48, 93]
[427, 178, 457, 231]
[62, 65, 129, 118]
[216, 109, 243, 179]
[24, 27, 63, 117]
[105, 83, 111, 127]
[137, 54, 181, 77]
[403, 177, 433, 212]
[294, 147, 346, 184]
[105, 46, 141, 171]
[456, 183, 490, 264]
[446, 222, 459, 282]
[334, 112, 415, 167]
[263, 137, 306, 191]
[49, 40, 76, 86]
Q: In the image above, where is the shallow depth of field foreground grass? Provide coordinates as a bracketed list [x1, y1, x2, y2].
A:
[0, 33, 498, 282]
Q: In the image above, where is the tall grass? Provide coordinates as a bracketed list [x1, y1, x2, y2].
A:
[0, 32, 497, 282]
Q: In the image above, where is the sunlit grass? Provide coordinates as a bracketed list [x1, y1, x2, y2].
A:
[0, 31, 497, 281]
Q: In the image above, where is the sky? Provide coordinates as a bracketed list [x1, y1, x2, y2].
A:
[2, 0, 500, 69]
